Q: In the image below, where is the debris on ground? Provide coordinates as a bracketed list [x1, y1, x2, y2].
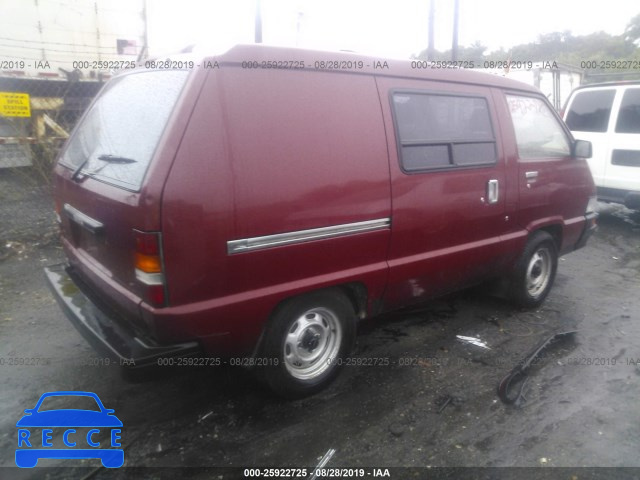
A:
[456, 335, 491, 349]
[497, 330, 577, 405]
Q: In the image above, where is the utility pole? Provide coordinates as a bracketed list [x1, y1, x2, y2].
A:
[428, 0, 435, 61]
[138, 0, 148, 61]
[296, 10, 304, 47]
[255, 0, 262, 43]
[452, 0, 459, 61]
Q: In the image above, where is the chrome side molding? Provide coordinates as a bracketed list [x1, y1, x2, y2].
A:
[227, 218, 391, 255]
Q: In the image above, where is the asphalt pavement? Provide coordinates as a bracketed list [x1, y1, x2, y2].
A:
[1, 170, 639, 479]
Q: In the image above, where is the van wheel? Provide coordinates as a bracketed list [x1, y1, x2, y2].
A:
[260, 290, 356, 398]
[510, 231, 558, 308]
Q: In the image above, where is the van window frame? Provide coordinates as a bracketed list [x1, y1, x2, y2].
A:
[505, 91, 573, 161]
[389, 89, 498, 175]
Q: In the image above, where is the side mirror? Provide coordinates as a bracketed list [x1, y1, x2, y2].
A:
[573, 139, 592, 159]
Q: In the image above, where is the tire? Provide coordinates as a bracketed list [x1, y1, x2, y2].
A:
[510, 231, 558, 308]
[260, 290, 356, 398]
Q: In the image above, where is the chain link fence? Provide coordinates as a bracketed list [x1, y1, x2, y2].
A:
[0, 77, 103, 253]
[0, 77, 102, 171]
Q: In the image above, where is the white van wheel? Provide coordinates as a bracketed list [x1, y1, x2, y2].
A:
[510, 231, 558, 308]
[261, 290, 355, 398]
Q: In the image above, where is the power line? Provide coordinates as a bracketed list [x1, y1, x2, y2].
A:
[23, 0, 144, 15]
[0, 23, 144, 39]
[0, 35, 140, 50]
[0, 43, 119, 54]
[0, 53, 125, 64]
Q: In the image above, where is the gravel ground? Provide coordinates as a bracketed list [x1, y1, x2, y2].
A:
[0, 169, 58, 260]
[1, 171, 640, 480]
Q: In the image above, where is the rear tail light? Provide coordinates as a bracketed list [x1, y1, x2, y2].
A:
[133, 230, 167, 307]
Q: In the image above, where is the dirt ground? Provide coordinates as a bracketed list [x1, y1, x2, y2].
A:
[1, 169, 640, 480]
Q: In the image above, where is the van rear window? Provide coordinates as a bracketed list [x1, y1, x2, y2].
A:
[565, 89, 615, 133]
[60, 70, 189, 190]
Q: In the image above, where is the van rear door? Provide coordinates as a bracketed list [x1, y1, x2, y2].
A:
[53, 69, 196, 318]
[563, 87, 617, 189]
[602, 87, 640, 197]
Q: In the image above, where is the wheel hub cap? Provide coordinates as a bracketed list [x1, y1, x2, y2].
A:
[283, 308, 343, 380]
[301, 329, 321, 352]
[526, 248, 551, 297]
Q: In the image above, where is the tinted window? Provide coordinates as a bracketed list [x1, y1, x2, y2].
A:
[615, 88, 640, 134]
[507, 95, 570, 158]
[392, 93, 496, 171]
[565, 89, 615, 133]
[611, 149, 640, 167]
[60, 70, 189, 190]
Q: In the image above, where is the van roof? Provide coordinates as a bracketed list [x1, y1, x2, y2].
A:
[197, 44, 541, 94]
[571, 81, 640, 90]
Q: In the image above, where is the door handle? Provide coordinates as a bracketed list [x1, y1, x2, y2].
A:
[525, 171, 539, 180]
[487, 179, 499, 204]
[63, 203, 105, 235]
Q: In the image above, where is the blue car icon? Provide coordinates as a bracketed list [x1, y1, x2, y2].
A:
[16, 391, 123, 468]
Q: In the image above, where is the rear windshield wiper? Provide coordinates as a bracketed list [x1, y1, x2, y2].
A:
[96, 154, 137, 164]
[71, 154, 137, 182]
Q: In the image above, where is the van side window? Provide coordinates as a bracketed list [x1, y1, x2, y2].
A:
[565, 89, 615, 132]
[392, 93, 496, 172]
[506, 95, 570, 159]
[615, 88, 640, 134]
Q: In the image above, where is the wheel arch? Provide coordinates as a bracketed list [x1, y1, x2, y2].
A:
[252, 282, 365, 359]
[536, 224, 562, 251]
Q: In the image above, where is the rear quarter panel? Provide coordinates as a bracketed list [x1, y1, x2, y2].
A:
[159, 68, 392, 353]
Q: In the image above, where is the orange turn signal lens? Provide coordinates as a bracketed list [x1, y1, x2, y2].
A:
[135, 252, 162, 273]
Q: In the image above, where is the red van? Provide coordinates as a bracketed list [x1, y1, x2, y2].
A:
[45, 45, 597, 397]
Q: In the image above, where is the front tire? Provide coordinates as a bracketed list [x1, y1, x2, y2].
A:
[510, 231, 558, 308]
[260, 290, 356, 398]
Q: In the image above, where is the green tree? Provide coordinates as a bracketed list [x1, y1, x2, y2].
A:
[625, 13, 640, 44]
[411, 16, 640, 82]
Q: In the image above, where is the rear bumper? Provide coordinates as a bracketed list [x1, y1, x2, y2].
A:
[44, 263, 199, 367]
[574, 212, 598, 250]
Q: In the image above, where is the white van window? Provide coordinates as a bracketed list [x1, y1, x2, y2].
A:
[392, 93, 496, 171]
[615, 88, 640, 134]
[507, 95, 570, 159]
[565, 89, 616, 133]
[60, 70, 189, 190]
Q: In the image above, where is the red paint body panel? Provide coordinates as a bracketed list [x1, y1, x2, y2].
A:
[161, 68, 391, 306]
[492, 90, 596, 253]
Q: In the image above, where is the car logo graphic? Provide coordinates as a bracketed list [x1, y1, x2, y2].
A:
[15, 391, 123, 468]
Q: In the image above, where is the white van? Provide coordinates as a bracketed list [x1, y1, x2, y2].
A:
[563, 82, 640, 209]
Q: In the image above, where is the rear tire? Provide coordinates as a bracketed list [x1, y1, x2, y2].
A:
[260, 290, 356, 398]
[510, 231, 558, 308]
